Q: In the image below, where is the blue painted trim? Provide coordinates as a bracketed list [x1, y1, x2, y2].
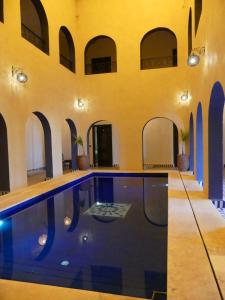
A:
[189, 113, 194, 172]
[0, 172, 168, 219]
[196, 103, 203, 183]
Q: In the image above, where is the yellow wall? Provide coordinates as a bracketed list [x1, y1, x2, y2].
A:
[0, 0, 224, 196]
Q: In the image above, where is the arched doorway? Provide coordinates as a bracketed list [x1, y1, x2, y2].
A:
[140, 28, 177, 69]
[26, 112, 53, 185]
[62, 119, 78, 172]
[0, 113, 10, 194]
[20, 0, 49, 54]
[142, 118, 178, 169]
[87, 121, 119, 168]
[84, 35, 117, 75]
[59, 26, 75, 72]
[196, 103, 203, 185]
[208, 82, 225, 200]
[189, 113, 194, 173]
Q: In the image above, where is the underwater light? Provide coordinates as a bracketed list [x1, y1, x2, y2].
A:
[60, 260, 70, 266]
[0, 220, 4, 227]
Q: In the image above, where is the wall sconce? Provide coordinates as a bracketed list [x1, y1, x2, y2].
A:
[180, 91, 189, 102]
[77, 98, 85, 108]
[12, 66, 28, 83]
[187, 47, 205, 67]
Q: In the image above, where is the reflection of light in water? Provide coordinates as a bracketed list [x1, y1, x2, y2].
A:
[64, 216, 72, 226]
[60, 260, 70, 266]
[38, 234, 48, 246]
[123, 185, 128, 189]
[96, 202, 101, 206]
[83, 235, 88, 242]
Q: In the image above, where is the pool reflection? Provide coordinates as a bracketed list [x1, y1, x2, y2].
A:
[0, 174, 168, 299]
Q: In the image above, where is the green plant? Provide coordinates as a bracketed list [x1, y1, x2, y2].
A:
[73, 135, 85, 155]
[180, 129, 189, 154]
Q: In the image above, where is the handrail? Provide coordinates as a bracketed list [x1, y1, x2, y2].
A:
[85, 61, 117, 74]
[141, 55, 177, 69]
[21, 23, 46, 50]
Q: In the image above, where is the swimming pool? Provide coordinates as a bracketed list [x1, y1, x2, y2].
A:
[0, 173, 168, 299]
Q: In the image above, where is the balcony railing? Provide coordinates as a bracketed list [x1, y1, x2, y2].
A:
[21, 23, 47, 52]
[60, 54, 74, 72]
[141, 55, 177, 70]
[85, 61, 117, 75]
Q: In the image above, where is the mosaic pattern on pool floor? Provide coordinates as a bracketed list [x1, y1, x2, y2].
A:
[84, 203, 132, 218]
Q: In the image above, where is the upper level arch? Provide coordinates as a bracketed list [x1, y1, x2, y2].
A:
[140, 27, 177, 70]
[85, 35, 117, 75]
[195, 0, 202, 35]
[0, 0, 3, 23]
[20, 0, 49, 54]
[59, 26, 75, 72]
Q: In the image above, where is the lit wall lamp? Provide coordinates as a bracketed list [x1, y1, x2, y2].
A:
[12, 66, 28, 83]
[187, 47, 205, 67]
[180, 90, 189, 102]
[77, 98, 85, 108]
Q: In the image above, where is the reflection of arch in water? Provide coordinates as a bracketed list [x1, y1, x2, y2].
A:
[0, 219, 13, 279]
[142, 177, 168, 227]
[35, 197, 55, 261]
[90, 177, 117, 223]
[67, 186, 80, 232]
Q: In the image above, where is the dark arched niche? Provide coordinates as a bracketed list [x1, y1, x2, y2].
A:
[140, 28, 177, 69]
[59, 26, 75, 72]
[85, 35, 117, 75]
[20, 0, 49, 54]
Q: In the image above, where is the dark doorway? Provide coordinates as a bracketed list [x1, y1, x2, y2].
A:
[91, 57, 111, 74]
[92, 124, 113, 167]
[0, 114, 10, 193]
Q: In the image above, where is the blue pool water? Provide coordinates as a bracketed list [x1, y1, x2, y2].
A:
[0, 173, 168, 299]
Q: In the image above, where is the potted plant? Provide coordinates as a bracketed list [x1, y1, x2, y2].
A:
[74, 136, 89, 170]
[177, 129, 190, 171]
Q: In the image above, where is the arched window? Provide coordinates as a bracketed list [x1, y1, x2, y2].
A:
[20, 0, 49, 54]
[188, 9, 192, 56]
[140, 28, 177, 70]
[85, 36, 117, 75]
[0, 0, 4, 23]
[196, 102, 203, 185]
[195, 0, 202, 35]
[59, 26, 75, 72]
[0, 113, 10, 194]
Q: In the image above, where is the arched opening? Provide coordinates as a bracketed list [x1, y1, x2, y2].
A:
[26, 112, 53, 185]
[62, 119, 78, 172]
[0, 113, 10, 194]
[142, 118, 178, 169]
[0, 0, 4, 23]
[195, 0, 202, 35]
[196, 102, 203, 184]
[20, 0, 49, 54]
[188, 9, 192, 56]
[189, 113, 194, 173]
[59, 26, 75, 72]
[87, 121, 119, 168]
[85, 35, 117, 75]
[140, 28, 177, 70]
[208, 82, 225, 200]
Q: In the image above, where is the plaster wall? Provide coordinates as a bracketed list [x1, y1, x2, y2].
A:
[0, 0, 224, 197]
[143, 118, 174, 165]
